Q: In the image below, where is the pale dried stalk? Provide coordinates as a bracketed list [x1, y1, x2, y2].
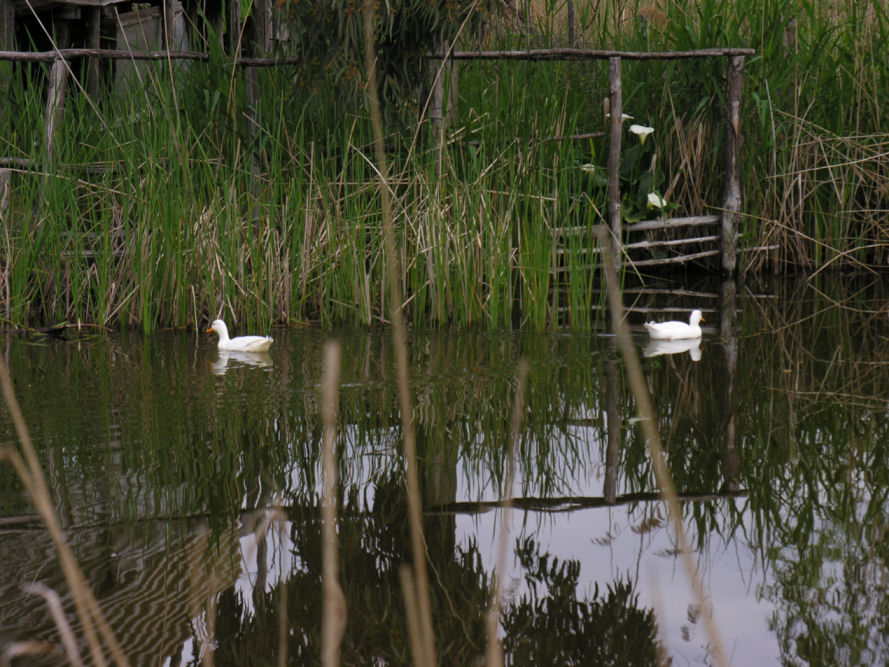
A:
[485, 360, 529, 667]
[321, 342, 347, 666]
[363, 3, 437, 665]
[22, 581, 84, 666]
[0, 355, 129, 667]
[596, 227, 728, 667]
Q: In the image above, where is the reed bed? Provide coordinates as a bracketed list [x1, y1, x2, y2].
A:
[1, 0, 887, 331]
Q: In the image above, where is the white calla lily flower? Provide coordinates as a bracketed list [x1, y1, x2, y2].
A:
[647, 192, 667, 209]
[629, 124, 655, 145]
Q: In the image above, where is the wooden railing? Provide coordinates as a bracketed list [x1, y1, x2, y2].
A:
[435, 47, 755, 274]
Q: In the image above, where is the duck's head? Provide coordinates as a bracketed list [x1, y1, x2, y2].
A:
[207, 319, 228, 337]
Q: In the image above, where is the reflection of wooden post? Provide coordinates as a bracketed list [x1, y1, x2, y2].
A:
[721, 56, 744, 275]
[607, 57, 623, 268]
[719, 279, 740, 492]
[45, 58, 70, 166]
[603, 338, 621, 505]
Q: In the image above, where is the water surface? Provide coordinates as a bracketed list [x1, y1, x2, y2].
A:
[1, 275, 888, 664]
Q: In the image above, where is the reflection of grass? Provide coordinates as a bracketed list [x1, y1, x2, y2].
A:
[5, 277, 887, 661]
[0, 356, 126, 665]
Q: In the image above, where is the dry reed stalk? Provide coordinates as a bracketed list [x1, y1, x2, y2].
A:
[22, 582, 84, 667]
[595, 226, 728, 667]
[363, 2, 437, 665]
[485, 360, 529, 667]
[0, 355, 129, 667]
[398, 566, 425, 666]
[278, 512, 289, 667]
[320, 341, 347, 666]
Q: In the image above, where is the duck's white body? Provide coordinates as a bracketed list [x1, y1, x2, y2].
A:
[644, 309, 703, 340]
[207, 319, 273, 352]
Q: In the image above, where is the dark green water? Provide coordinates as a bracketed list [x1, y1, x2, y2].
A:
[1, 276, 888, 665]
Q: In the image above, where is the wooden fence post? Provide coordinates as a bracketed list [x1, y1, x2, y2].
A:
[84, 7, 101, 97]
[44, 58, 70, 166]
[606, 56, 623, 267]
[0, 0, 14, 98]
[721, 55, 744, 274]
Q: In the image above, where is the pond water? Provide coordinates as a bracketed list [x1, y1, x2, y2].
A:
[1, 275, 888, 665]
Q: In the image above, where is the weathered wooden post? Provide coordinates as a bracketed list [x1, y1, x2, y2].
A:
[606, 56, 623, 267]
[84, 6, 102, 97]
[0, 0, 14, 99]
[721, 55, 744, 274]
[44, 57, 70, 166]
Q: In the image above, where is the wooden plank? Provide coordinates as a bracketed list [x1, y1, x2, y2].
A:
[627, 214, 719, 232]
[553, 217, 718, 238]
[739, 245, 780, 252]
[624, 235, 719, 251]
[628, 248, 720, 267]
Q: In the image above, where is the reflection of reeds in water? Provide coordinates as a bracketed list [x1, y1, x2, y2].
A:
[363, 3, 436, 662]
[0, 355, 127, 665]
[596, 227, 729, 667]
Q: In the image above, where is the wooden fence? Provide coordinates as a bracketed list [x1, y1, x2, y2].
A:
[438, 47, 755, 274]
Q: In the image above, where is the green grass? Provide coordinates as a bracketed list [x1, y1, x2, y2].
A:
[0, 0, 887, 331]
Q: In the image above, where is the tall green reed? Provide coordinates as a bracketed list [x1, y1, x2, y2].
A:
[11, 0, 886, 331]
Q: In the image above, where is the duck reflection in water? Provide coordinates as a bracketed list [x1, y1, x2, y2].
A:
[643, 337, 702, 361]
[212, 350, 274, 375]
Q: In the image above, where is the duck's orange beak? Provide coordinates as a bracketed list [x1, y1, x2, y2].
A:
[206, 327, 213, 333]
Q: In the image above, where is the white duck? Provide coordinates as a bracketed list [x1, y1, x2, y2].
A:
[644, 309, 704, 340]
[207, 319, 273, 352]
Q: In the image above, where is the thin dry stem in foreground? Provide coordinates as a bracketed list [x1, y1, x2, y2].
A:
[22, 582, 84, 667]
[363, 2, 437, 665]
[321, 341, 347, 666]
[596, 227, 728, 667]
[485, 360, 529, 667]
[0, 354, 128, 666]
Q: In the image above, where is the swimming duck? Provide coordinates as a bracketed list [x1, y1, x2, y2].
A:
[207, 319, 273, 352]
[643, 310, 704, 340]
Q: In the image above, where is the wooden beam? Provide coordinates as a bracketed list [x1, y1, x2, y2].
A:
[552, 215, 719, 240]
[606, 56, 622, 266]
[722, 55, 745, 274]
[441, 47, 756, 61]
[629, 248, 720, 267]
[623, 234, 719, 251]
[627, 214, 719, 232]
